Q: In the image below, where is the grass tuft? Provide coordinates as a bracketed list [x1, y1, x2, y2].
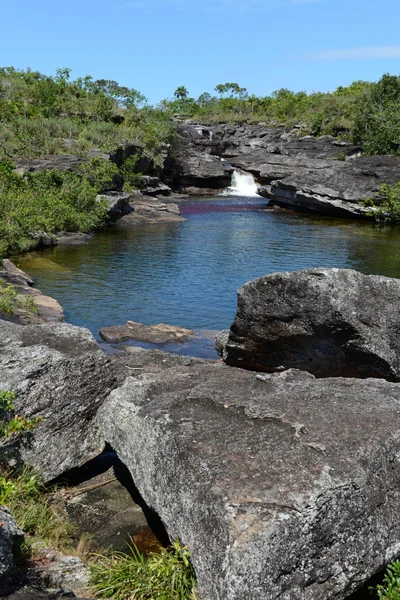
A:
[0, 467, 75, 550]
[90, 539, 199, 600]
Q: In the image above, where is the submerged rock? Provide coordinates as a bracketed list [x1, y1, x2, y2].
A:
[0, 321, 116, 481]
[55, 232, 94, 246]
[99, 320, 194, 344]
[97, 362, 400, 599]
[220, 268, 400, 380]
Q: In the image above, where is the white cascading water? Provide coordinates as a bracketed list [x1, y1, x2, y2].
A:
[221, 170, 259, 197]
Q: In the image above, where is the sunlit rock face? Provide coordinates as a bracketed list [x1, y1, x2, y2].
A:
[97, 360, 400, 600]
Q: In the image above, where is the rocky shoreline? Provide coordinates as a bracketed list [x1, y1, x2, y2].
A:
[2, 263, 400, 599]
[164, 122, 400, 218]
[2, 122, 400, 599]
[13, 121, 400, 252]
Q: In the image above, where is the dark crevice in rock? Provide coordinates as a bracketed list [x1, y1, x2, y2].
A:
[53, 444, 170, 550]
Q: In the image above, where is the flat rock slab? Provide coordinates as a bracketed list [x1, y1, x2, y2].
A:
[99, 320, 194, 344]
[111, 346, 211, 385]
[0, 321, 116, 481]
[115, 199, 184, 227]
[98, 364, 400, 600]
[0, 260, 64, 325]
[221, 268, 400, 380]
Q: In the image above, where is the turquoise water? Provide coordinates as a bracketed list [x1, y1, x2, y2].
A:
[16, 198, 400, 357]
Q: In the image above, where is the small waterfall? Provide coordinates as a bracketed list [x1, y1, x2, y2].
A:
[222, 170, 259, 197]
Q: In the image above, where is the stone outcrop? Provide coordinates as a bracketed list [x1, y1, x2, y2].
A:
[114, 196, 184, 227]
[251, 154, 400, 217]
[164, 124, 232, 193]
[97, 191, 132, 220]
[168, 123, 400, 217]
[0, 320, 116, 481]
[0, 507, 23, 579]
[218, 268, 400, 380]
[54, 232, 94, 246]
[14, 154, 85, 175]
[97, 362, 400, 600]
[0, 260, 64, 325]
[99, 320, 194, 344]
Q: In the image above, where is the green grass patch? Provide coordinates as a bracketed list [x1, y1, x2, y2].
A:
[0, 278, 39, 315]
[90, 540, 198, 600]
[0, 467, 75, 550]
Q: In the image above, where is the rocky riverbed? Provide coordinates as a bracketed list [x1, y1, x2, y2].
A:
[164, 122, 400, 218]
[13, 121, 400, 231]
[2, 262, 400, 599]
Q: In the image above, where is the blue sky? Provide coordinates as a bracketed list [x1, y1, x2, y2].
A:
[1, 0, 399, 104]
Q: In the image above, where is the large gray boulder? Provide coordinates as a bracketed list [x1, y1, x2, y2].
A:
[164, 124, 232, 193]
[0, 321, 116, 481]
[220, 268, 400, 380]
[97, 362, 400, 600]
[0, 507, 23, 579]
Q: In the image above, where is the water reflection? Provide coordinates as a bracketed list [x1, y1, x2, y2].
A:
[16, 200, 400, 357]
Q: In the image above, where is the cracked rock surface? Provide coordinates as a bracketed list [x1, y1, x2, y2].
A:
[97, 362, 400, 599]
[0, 320, 116, 481]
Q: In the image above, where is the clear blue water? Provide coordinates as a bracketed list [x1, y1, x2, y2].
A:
[16, 197, 400, 358]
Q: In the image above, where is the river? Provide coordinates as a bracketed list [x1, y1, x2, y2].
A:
[16, 197, 400, 358]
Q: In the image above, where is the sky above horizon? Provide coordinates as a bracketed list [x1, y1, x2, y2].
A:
[1, 0, 399, 104]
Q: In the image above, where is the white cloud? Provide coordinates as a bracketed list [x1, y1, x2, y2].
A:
[309, 46, 400, 60]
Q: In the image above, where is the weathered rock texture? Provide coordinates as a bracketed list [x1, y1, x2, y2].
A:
[114, 196, 184, 227]
[164, 124, 232, 193]
[97, 363, 400, 600]
[0, 507, 23, 579]
[99, 320, 194, 344]
[0, 320, 116, 481]
[220, 268, 400, 380]
[167, 123, 400, 217]
[0, 260, 64, 325]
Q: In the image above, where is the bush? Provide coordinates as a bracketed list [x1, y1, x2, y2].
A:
[0, 278, 39, 315]
[376, 561, 400, 599]
[78, 156, 121, 192]
[0, 390, 42, 439]
[0, 158, 108, 257]
[362, 183, 400, 223]
[90, 540, 198, 600]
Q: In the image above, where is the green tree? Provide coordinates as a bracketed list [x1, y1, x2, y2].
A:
[174, 86, 189, 100]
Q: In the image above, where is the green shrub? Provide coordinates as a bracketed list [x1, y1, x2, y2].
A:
[0, 158, 108, 257]
[0, 278, 39, 315]
[78, 156, 120, 192]
[376, 561, 400, 599]
[90, 540, 198, 600]
[362, 183, 400, 223]
[0, 390, 42, 439]
[120, 155, 142, 191]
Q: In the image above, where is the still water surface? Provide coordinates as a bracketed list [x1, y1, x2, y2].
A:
[16, 198, 400, 357]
